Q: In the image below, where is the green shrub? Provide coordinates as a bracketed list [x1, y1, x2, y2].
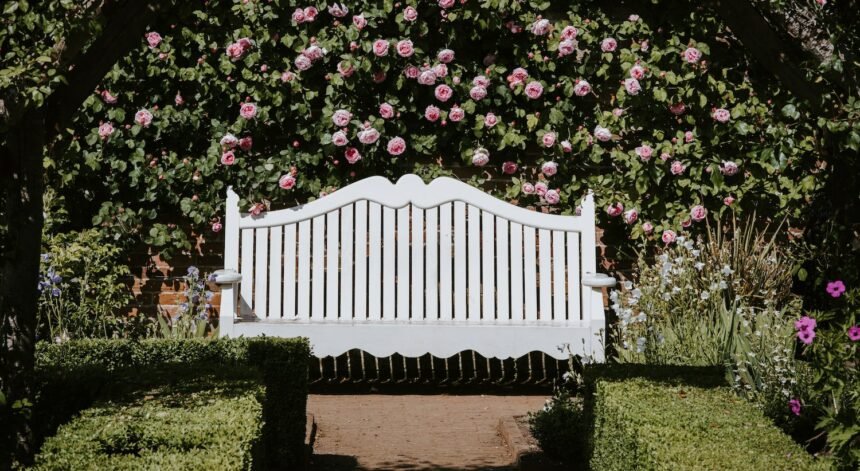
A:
[590, 378, 828, 471]
[34, 378, 261, 470]
[528, 389, 588, 463]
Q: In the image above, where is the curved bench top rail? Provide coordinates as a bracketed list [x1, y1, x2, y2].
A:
[234, 174, 594, 232]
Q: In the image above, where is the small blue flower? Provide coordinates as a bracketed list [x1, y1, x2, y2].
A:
[40, 253, 51, 262]
[51, 288, 61, 297]
[187, 266, 200, 277]
[205, 291, 214, 301]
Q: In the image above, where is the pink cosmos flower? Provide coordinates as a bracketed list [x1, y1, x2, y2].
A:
[472, 148, 490, 166]
[501, 161, 518, 175]
[534, 182, 548, 196]
[525, 81, 544, 99]
[294, 55, 312, 71]
[239, 136, 253, 151]
[624, 78, 641, 95]
[145, 32, 162, 48]
[724, 195, 735, 206]
[629, 64, 646, 80]
[135, 109, 153, 127]
[98, 122, 114, 140]
[337, 61, 355, 77]
[712, 108, 731, 123]
[573, 80, 591, 96]
[345, 147, 362, 164]
[304, 6, 319, 21]
[484, 112, 499, 127]
[425, 105, 441, 122]
[328, 3, 348, 17]
[561, 140, 572, 153]
[642, 222, 654, 234]
[331, 130, 348, 146]
[221, 150, 236, 166]
[690, 205, 707, 222]
[418, 69, 438, 85]
[544, 189, 560, 205]
[437, 49, 455, 63]
[670, 160, 686, 175]
[470, 86, 487, 101]
[279, 174, 297, 190]
[379, 103, 395, 119]
[373, 39, 390, 57]
[684, 131, 695, 143]
[721, 161, 739, 176]
[561, 25, 577, 40]
[623, 209, 638, 225]
[522, 182, 535, 195]
[530, 19, 552, 36]
[438, 0, 455, 8]
[387, 137, 406, 156]
[449, 106, 465, 122]
[601, 37, 617, 52]
[542, 161, 558, 177]
[558, 39, 576, 57]
[635, 145, 653, 161]
[332, 109, 352, 127]
[435, 84, 453, 102]
[606, 203, 624, 217]
[352, 14, 367, 30]
[101, 90, 118, 104]
[292, 8, 306, 22]
[683, 47, 702, 64]
[789, 399, 802, 416]
[594, 126, 612, 142]
[403, 6, 418, 21]
[542, 132, 557, 148]
[405, 65, 421, 79]
[848, 325, 860, 342]
[826, 280, 846, 298]
[358, 127, 380, 145]
[662, 229, 677, 244]
[396, 39, 414, 57]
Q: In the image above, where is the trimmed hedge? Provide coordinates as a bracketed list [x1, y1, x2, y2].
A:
[32, 337, 310, 471]
[590, 377, 826, 471]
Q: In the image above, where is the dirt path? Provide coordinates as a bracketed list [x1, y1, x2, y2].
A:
[308, 394, 547, 471]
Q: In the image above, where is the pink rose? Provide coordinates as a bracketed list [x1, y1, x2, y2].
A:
[98, 122, 114, 140]
[561, 25, 577, 40]
[221, 150, 236, 166]
[418, 69, 438, 85]
[470, 86, 487, 101]
[145, 32, 162, 48]
[544, 189, 560, 205]
[670, 160, 686, 175]
[226, 42, 245, 60]
[449, 106, 465, 122]
[332, 130, 348, 146]
[541, 161, 558, 177]
[624, 78, 641, 95]
[405, 66, 421, 79]
[281, 71, 295, 82]
[304, 6, 319, 21]
[721, 160, 739, 176]
[684, 131, 695, 143]
[472, 148, 490, 166]
[433, 63, 448, 78]
[635, 145, 653, 161]
[542, 132, 556, 148]
[101, 90, 118, 104]
[332, 109, 352, 127]
[501, 161, 518, 175]
[530, 19, 552, 36]
[239, 136, 253, 151]
[174, 92, 184, 106]
[724, 195, 735, 206]
[522, 182, 536, 195]
[712, 108, 731, 123]
[249, 203, 266, 216]
[373, 70, 386, 83]
[573, 80, 591, 96]
[352, 14, 367, 29]
[337, 61, 355, 77]
[661, 229, 677, 244]
[379, 103, 395, 119]
[683, 47, 702, 64]
[484, 112, 499, 127]
[135, 109, 153, 127]
[629, 64, 646, 80]
[558, 39, 575, 57]
[387, 137, 406, 156]
[437, 49, 455, 63]
[373, 39, 390, 57]
[212, 221, 223, 233]
[292, 8, 306, 23]
[669, 102, 686, 115]
[294, 55, 312, 71]
[525, 81, 544, 99]
[425, 105, 441, 122]
[396, 39, 414, 57]
[613, 108, 624, 117]
[303, 45, 323, 61]
[435, 84, 453, 102]
[328, 3, 348, 17]
[660, 152, 672, 162]
[220, 134, 238, 148]
[529, 183, 545, 197]
[601, 37, 617, 52]
[358, 127, 381, 144]
[561, 140, 572, 153]
[403, 6, 418, 21]
[642, 222, 654, 234]
[473, 75, 490, 88]
[690, 205, 707, 222]
[681, 218, 692, 228]
[239, 103, 257, 120]
[606, 203, 624, 217]
[438, 0, 455, 8]
[623, 209, 638, 225]
[594, 126, 612, 142]
[279, 173, 297, 190]
[345, 147, 362, 164]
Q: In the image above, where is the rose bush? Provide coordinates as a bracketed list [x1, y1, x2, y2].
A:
[47, 0, 824, 254]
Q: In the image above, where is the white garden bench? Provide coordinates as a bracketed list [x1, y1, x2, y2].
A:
[214, 174, 614, 361]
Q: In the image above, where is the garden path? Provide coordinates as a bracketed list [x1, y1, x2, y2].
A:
[308, 394, 547, 470]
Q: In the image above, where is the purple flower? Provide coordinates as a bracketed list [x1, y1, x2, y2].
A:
[794, 316, 817, 332]
[826, 280, 846, 298]
[187, 266, 200, 277]
[797, 329, 816, 345]
[789, 399, 802, 416]
[848, 325, 860, 342]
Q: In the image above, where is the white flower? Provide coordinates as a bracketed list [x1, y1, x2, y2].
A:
[700, 291, 710, 300]
[721, 265, 734, 276]
[694, 262, 705, 271]
[636, 337, 647, 353]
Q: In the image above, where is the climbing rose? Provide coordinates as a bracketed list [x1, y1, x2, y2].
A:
[405, 65, 421, 79]
[279, 174, 297, 189]
[670, 160, 686, 175]
[352, 14, 367, 29]
[438, 0, 455, 8]
[522, 182, 535, 195]
[683, 47, 702, 64]
[331, 130, 348, 146]
[303, 45, 324, 61]
[721, 161, 739, 176]
[294, 55, 312, 71]
[304, 6, 319, 21]
[789, 399, 802, 416]
[174, 92, 184, 106]
[561, 25, 577, 40]
[220, 133, 238, 148]
[541, 161, 558, 177]
[328, 3, 348, 17]
[372, 70, 386, 83]
[373, 39, 390, 56]
[418, 69, 437, 85]
[437, 49, 455, 63]
[387, 137, 406, 155]
[425, 105, 441, 122]
[344, 147, 362, 164]
[292, 8, 306, 22]
[606, 203, 624, 217]
[473, 75, 490, 87]
[337, 61, 355, 77]
[684, 131, 695, 143]
[472, 148, 490, 166]
[530, 19, 551, 36]
[525, 81, 544, 99]
[558, 39, 575, 57]
[358, 127, 380, 145]
[211, 221, 223, 233]
[396, 39, 414, 57]
[544, 189, 560, 205]
[573, 80, 591, 96]
[449, 106, 465, 122]
[221, 151, 236, 166]
[470, 86, 487, 101]
[484, 113, 499, 127]
[712, 108, 731, 123]
[848, 326, 860, 342]
[594, 126, 612, 142]
[435, 84, 453, 102]
[681, 219, 692, 229]
[826, 280, 846, 298]
[239, 136, 253, 151]
[642, 222, 654, 234]
[724, 195, 735, 206]
[98, 122, 114, 139]
[534, 182, 547, 196]
[635, 145, 653, 161]
[101, 90, 118, 104]
[629, 64, 646, 80]
[433, 63, 448, 78]
[542, 132, 556, 148]
[624, 209, 638, 225]
[501, 161, 518, 175]
[379, 103, 395, 119]
[662, 230, 677, 244]
[561, 140, 573, 153]
[403, 6, 418, 21]
[332, 109, 352, 127]
[601, 37, 617, 52]
[135, 109, 153, 127]
[145, 32, 162, 48]
[670, 102, 686, 115]
[624, 78, 641, 95]
[690, 205, 708, 222]
[239, 103, 257, 120]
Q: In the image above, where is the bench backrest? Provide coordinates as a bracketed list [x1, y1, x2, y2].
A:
[219, 174, 600, 333]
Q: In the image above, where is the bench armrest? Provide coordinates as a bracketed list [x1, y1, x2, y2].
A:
[212, 269, 242, 285]
[582, 273, 616, 288]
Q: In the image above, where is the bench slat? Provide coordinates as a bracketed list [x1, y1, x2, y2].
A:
[397, 206, 410, 320]
[340, 205, 354, 320]
[538, 229, 552, 321]
[284, 224, 297, 318]
[367, 202, 381, 321]
[523, 226, 537, 322]
[567, 232, 581, 321]
[467, 204, 481, 321]
[312, 216, 325, 320]
[240, 228, 254, 317]
[297, 220, 311, 320]
[425, 207, 438, 320]
[439, 203, 453, 321]
[510, 222, 523, 322]
[496, 217, 509, 322]
[553, 230, 566, 322]
[482, 211, 495, 321]
[382, 206, 396, 321]
[453, 202, 467, 321]
[411, 206, 424, 320]
[255, 227, 269, 319]
[326, 211, 340, 319]
[269, 226, 283, 319]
